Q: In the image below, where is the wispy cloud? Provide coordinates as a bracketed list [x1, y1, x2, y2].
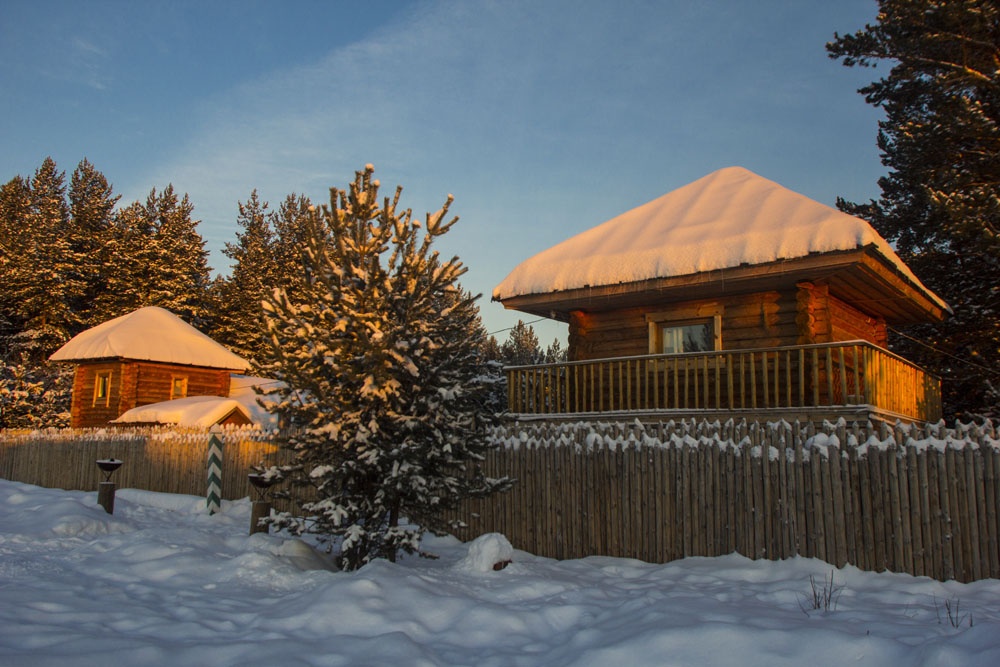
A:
[131, 2, 690, 239]
[67, 36, 111, 91]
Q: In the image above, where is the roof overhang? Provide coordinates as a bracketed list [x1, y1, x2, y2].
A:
[57, 356, 245, 372]
[496, 245, 950, 325]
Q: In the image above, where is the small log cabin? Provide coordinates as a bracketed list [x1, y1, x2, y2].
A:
[50, 307, 251, 428]
[493, 167, 950, 424]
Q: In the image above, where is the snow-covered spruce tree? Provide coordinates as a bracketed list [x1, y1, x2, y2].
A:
[68, 158, 120, 328]
[11, 158, 80, 341]
[0, 339, 71, 430]
[0, 175, 32, 336]
[95, 186, 213, 325]
[828, 0, 1000, 419]
[269, 192, 315, 290]
[259, 165, 510, 571]
[95, 200, 161, 319]
[211, 190, 279, 361]
[147, 185, 213, 326]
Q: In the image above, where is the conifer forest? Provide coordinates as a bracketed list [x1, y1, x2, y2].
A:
[0, 157, 559, 429]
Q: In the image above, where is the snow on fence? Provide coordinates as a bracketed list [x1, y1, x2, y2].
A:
[0, 426, 284, 502]
[454, 418, 1000, 583]
[2, 419, 999, 582]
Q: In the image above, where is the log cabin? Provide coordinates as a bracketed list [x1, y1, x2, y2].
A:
[50, 307, 251, 428]
[493, 167, 950, 424]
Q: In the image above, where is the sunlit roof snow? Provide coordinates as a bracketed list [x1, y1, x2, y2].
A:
[112, 396, 252, 428]
[493, 166, 942, 307]
[50, 306, 250, 370]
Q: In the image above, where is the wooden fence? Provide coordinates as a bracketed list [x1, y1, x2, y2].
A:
[455, 418, 1000, 583]
[0, 427, 283, 502]
[3, 419, 999, 582]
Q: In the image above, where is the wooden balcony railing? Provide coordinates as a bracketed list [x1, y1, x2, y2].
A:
[506, 341, 942, 423]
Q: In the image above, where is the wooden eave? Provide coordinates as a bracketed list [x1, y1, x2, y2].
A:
[497, 246, 949, 325]
[54, 356, 244, 372]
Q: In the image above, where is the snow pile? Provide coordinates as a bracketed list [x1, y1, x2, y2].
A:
[50, 306, 250, 370]
[1, 478, 998, 666]
[454, 532, 514, 572]
[493, 167, 944, 309]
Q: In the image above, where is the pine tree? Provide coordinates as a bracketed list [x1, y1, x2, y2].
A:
[0, 347, 71, 430]
[10, 158, 80, 342]
[96, 200, 160, 318]
[544, 337, 567, 364]
[0, 176, 32, 336]
[260, 166, 510, 570]
[212, 190, 279, 361]
[0, 159, 80, 427]
[828, 0, 1000, 419]
[68, 158, 120, 327]
[96, 186, 213, 325]
[147, 185, 212, 325]
[270, 192, 315, 290]
[482, 335, 503, 363]
[500, 320, 543, 366]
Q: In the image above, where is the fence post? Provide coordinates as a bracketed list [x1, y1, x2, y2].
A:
[207, 426, 223, 515]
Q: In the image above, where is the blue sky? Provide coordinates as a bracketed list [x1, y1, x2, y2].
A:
[1, 0, 887, 345]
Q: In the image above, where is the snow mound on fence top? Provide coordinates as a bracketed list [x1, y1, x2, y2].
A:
[49, 306, 250, 370]
[493, 166, 944, 309]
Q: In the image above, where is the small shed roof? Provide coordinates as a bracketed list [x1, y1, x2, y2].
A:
[50, 306, 250, 371]
[112, 396, 253, 428]
[494, 167, 949, 323]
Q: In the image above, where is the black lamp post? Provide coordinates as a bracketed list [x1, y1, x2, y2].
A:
[247, 473, 276, 535]
[95, 458, 123, 514]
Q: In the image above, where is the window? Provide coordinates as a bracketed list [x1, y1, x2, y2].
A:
[647, 307, 723, 354]
[658, 320, 715, 354]
[93, 371, 112, 407]
[170, 376, 188, 400]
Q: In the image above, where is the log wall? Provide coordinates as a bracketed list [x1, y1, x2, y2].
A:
[568, 284, 888, 362]
[69, 361, 234, 428]
[569, 291, 801, 361]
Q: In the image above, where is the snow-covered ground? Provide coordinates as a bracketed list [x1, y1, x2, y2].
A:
[1, 479, 997, 667]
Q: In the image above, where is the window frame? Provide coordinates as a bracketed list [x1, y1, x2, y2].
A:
[646, 306, 723, 355]
[170, 376, 188, 400]
[93, 370, 112, 407]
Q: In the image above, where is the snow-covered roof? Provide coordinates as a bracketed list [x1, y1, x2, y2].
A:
[50, 307, 250, 371]
[112, 396, 252, 428]
[493, 166, 946, 311]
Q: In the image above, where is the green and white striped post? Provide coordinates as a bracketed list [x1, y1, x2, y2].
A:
[207, 426, 224, 515]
